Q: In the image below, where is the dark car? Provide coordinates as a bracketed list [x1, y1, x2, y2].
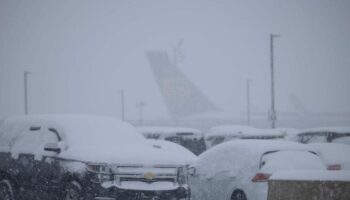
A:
[0, 115, 191, 200]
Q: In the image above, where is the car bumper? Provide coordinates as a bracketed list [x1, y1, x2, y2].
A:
[86, 182, 190, 200]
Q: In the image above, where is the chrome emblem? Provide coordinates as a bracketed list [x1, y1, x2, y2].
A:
[144, 172, 156, 180]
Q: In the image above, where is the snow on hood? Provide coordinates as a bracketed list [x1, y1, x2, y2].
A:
[205, 125, 285, 137]
[2, 115, 190, 166]
[60, 143, 191, 166]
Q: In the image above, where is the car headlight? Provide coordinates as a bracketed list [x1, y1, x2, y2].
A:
[86, 164, 112, 183]
[177, 167, 187, 185]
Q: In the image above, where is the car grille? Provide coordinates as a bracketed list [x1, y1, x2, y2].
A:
[113, 165, 178, 184]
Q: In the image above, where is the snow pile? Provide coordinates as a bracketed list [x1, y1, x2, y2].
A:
[270, 170, 350, 181]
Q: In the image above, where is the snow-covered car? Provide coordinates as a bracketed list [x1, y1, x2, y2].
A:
[189, 140, 326, 200]
[204, 125, 285, 149]
[275, 128, 300, 141]
[308, 143, 350, 170]
[295, 127, 350, 144]
[138, 126, 206, 155]
[0, 115, 190, 200]
[332, 136, 350, 145]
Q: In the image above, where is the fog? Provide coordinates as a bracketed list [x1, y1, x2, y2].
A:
[1, 0, 350, 128]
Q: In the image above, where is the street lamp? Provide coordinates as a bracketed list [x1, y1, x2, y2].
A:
[24, 71, 31, 115]
[136, 101, 146, 126]
[120, 90, 125, 121]
[246, 79, 251, 126]
[269, 34, 280, 128]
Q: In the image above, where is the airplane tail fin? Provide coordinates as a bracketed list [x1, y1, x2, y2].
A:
[146, 51, 220, 119]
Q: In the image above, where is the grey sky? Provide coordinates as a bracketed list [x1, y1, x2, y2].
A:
[1, 0, 350, 120]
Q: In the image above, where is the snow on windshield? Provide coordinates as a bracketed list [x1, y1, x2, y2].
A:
[260, 150, 325, 173]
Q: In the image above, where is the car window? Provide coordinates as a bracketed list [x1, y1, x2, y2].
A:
[298, 134, 328, 143]
[259, 150, 325, 173]
[11, 127, 60, 159]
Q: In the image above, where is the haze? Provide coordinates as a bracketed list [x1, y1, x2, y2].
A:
[1, 0, 350, 128]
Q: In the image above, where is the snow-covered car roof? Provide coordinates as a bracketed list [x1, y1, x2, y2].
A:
[195, 140, 318, 177]
[1, 114, 145, 147]
[205, 125, 285, 138]
[137, 126, 203, 139]
[307, 143, 350, 170]
[0, 115, 192, 165]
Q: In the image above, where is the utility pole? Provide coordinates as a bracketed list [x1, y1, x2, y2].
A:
[246, 79, 251, 126]
[24, 71, 31, 115]
[269, 34, 280, 128]
[136, 101, 146, 126]
[120, 90, 125, 120]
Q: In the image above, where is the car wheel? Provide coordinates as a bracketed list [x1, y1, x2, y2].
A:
[0, 179, 15, 200]
[62, 180, 83, 200]
[231, 190, 247, 200]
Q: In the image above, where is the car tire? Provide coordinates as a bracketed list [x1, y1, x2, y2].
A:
[0, 179, 15, 200]
[231, 190, 247, 200]
[61, 180, 83, 200]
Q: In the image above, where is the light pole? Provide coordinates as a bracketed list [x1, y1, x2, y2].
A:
[24, 71, 31, 115]
[120, 90, 125, 121]
[136, 101, 146, 126]
[269, 34, 280, 128]
[246, 79, 251, 126]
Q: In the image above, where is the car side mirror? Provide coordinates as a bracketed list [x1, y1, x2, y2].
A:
[44, 142, 61, 154]
[188, 166, 196, 176]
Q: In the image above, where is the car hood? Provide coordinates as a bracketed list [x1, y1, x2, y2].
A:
[59, 143, 193, 166]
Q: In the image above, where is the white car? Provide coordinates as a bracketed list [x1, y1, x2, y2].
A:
[189, 140, 326, 200]
[295, 127, 350, 144]
[308, 143, 350, 170]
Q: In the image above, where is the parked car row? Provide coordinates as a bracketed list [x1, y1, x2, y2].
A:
[136, 124, 350, 200]
[0, 115, 349, 200]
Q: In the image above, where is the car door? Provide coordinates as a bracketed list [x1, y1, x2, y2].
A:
[33, 127, 63, 199]
[10, 125, 62, 199]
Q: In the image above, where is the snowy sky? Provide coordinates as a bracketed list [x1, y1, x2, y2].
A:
[1, 0, 350, 120]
